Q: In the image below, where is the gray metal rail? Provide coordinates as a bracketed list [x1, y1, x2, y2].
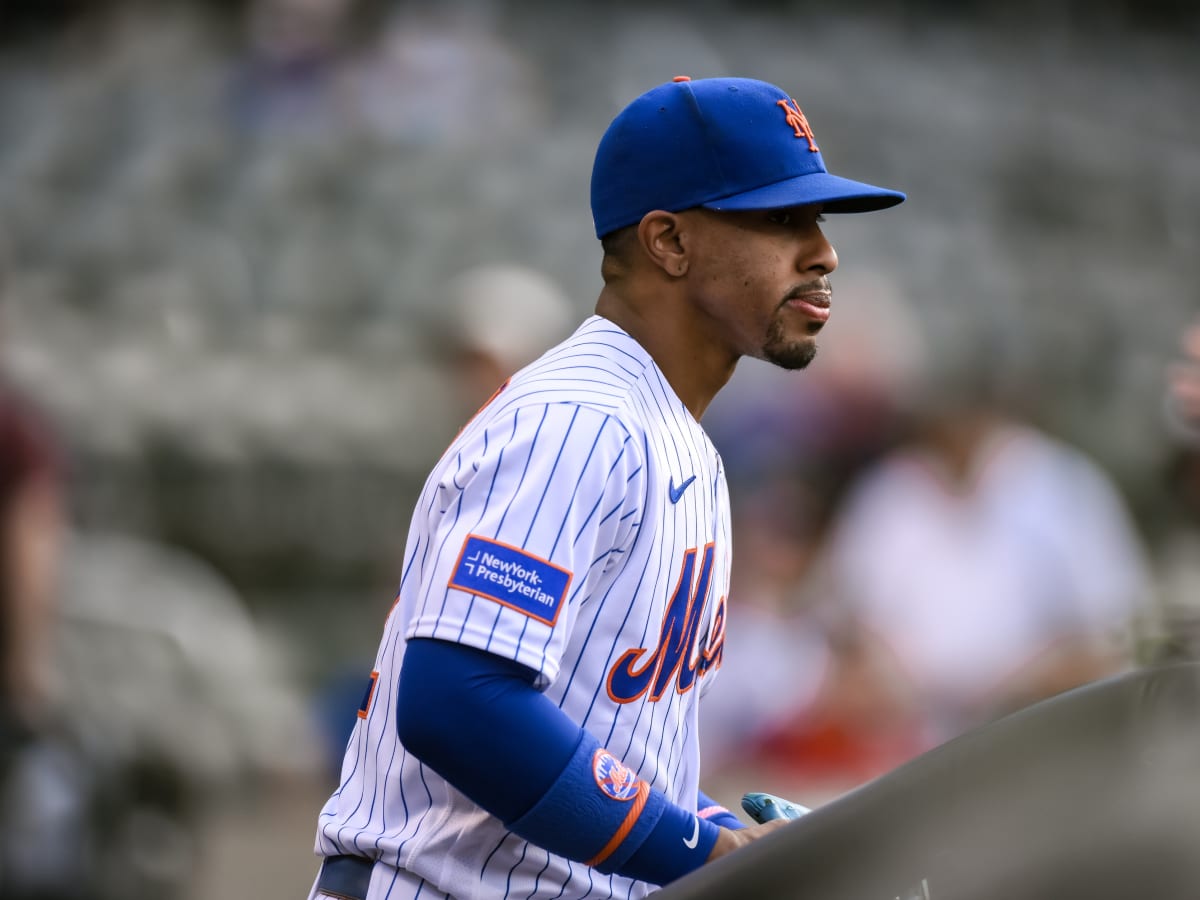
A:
[659, 663, 1200, 900]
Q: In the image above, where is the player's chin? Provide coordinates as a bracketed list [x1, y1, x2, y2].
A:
[762, 335, 818, 370]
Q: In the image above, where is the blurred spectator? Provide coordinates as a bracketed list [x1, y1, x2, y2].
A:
[0, 378, 217, 900]
[700, 276, 932, 792]
[229, 0, 359, 139]
[0, 378, 87, 899]
[350, 6, 546, 150]
[1153, 315, 1200, 661]
[697, 474, 838, 776]
[1166, 315, 1200, 438]
[0, 371, 322, 897]
[0, 380, 64, 724]
[437, 262, 575, 412]
[809, 381, 1151, 764]
[706, 257, 1162, 789]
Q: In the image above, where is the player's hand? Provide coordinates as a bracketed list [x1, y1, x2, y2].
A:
[705, 819, 790, 862]
[705, 789, 812, 861]
[740, 791, 811, 822]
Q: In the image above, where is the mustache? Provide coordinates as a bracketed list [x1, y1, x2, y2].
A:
[782, 277, 832, 303]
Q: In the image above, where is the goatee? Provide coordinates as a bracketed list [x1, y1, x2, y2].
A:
[763, 319, 818, 370]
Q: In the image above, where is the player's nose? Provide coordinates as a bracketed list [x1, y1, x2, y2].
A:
[800, 228, 838, 276]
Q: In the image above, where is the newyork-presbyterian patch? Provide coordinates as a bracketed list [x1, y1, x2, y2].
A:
[448, 535, 572, 626]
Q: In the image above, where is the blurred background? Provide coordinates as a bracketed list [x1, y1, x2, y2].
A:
[0, 0, 1197, 897]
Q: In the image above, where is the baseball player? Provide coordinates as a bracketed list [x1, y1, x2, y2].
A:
[309, 75, 903, 899]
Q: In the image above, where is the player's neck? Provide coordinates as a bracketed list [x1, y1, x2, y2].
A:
[595, 287, 737, 422]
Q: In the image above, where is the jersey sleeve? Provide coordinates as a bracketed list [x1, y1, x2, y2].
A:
[404, 401, 644, 686]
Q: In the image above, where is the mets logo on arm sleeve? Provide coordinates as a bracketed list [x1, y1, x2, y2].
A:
[592, 749, 645, 801]
[448, 535, 573, 626]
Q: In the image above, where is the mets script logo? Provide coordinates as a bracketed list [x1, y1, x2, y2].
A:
[606, 544, 727, 703]
[592, 749, 644, 801]
[777, 98, 820, 152]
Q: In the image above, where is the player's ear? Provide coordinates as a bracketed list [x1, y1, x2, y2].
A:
[636, 211, 689, 278]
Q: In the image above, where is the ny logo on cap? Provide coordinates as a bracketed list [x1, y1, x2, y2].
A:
[777, 99, 820, 152]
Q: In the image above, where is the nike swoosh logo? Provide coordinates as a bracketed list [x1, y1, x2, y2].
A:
[668, 475, 697, 504]
[683, 816, 700, 849]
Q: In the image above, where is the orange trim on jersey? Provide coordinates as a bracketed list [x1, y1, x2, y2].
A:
[603, 649, 653, 705]
[695, 593, 727, 680]
[697, 804, 727, 819]
[357, 670, 380, 720]
[584, 780, 651, 868]
[442, 377, 511, 457]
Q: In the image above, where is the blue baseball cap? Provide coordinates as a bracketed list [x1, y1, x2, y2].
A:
[590, 76, 905, 238]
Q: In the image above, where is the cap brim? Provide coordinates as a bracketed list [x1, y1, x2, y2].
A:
[701, 171, 905, 214]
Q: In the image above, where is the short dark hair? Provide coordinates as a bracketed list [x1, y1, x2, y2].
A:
[599, 225, 637, 283]
[600, 224, 636, 257]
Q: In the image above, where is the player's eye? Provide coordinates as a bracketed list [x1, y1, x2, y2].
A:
[766, 210, 826, 226]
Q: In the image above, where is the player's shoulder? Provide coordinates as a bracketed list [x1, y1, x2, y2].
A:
[493, 316, 654, 422]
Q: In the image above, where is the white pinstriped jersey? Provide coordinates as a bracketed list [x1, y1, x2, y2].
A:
[315, 315, 731, 899]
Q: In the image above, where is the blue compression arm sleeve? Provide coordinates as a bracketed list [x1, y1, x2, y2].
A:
[395, 638, 577, 821]
[395, 638, 720, 885]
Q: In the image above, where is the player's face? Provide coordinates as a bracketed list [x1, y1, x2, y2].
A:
[680, 205, 838, 370]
